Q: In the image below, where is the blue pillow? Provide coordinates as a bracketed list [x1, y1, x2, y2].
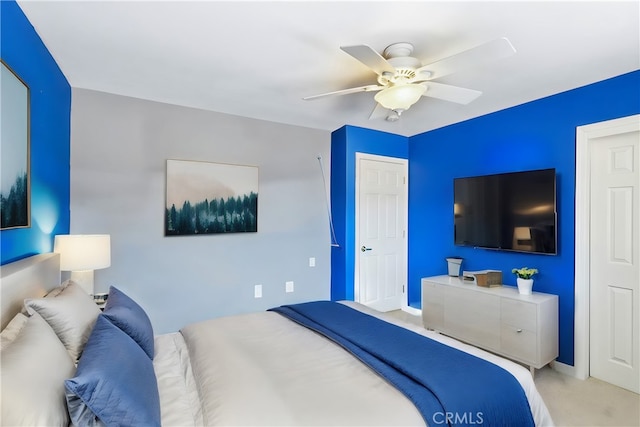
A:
[102, 286, 154, 359]
[65, 315, 161, 427]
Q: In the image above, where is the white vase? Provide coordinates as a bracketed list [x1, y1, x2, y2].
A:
[517, 278, 534, 295]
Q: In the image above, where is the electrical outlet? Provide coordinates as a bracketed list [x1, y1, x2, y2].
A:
[309, 257, 316, 267]
[254, 284, 262, 298]
[285, 281, 294, 293]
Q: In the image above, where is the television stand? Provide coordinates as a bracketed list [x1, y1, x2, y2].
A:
[421, 275, 558, 374]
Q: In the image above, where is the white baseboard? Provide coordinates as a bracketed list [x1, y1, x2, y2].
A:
[551, 360, 582, 379]
[402, 306, 422, 317]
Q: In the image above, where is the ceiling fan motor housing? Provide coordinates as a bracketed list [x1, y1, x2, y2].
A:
[379, 56, 423, 85]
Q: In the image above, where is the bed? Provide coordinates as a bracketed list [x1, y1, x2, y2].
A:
[0, 253, 554, 426]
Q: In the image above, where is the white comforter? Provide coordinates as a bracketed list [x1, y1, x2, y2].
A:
[154, 302, 554, 426]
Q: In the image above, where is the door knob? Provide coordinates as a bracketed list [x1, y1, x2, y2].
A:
[361, 246, 372, 252]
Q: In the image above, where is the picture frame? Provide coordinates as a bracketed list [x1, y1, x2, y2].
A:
[0, 60, 30, 230]
[165, 159, 258, 236]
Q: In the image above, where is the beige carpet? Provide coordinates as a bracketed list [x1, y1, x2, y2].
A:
[385, 310, 640, 427]
[534, 365, 639, 427]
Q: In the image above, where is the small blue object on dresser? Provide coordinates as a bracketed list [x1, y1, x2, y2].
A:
[102, 286, 154, 359]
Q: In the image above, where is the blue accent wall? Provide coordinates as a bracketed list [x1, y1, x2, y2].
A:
[408, 70, 640, 365]
[0, 0, 71, 264]
[330, 125, 408, 301]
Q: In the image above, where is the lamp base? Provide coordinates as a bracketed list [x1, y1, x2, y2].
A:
[69, 270, 95, 296]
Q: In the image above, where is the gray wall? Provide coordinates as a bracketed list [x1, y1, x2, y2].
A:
[70, 89, 332, 334]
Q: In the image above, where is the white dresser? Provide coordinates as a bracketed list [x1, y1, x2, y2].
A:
[421, 275, 558, 372]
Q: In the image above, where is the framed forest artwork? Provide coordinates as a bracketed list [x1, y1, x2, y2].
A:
[0, 60, 30, 230]
[165, 159, 258, 236]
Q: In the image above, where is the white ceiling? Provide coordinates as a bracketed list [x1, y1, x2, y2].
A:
[17, 0, 640, 137]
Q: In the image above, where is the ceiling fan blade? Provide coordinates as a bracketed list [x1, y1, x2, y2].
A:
[415, 37, 516, 81]
[303, 85, 383, 101]
[422, 82, 482, 104]
[340, 45, 396, 76]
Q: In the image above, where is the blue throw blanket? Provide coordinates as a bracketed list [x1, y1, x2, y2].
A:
[269, 301, 534, 427]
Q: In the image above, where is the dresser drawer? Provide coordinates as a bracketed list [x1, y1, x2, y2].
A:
[422, 281, 445, 301]
[422, 281, 445, 330]
[446, 287, 500, 350]
[501, 324, 537, 363]
[501, 299, 537, 331]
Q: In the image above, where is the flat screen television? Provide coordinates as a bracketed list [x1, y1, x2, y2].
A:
[454, 168, 557, 255]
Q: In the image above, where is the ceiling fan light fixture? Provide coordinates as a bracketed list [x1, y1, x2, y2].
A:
[374, 84, 426, 112]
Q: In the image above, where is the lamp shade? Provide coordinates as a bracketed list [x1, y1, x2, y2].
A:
[54, 234, 111, 271]
[374, 84, 426, 111]
[513, 227, 532, 240]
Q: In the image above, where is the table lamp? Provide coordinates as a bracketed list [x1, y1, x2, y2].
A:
[53, 234, 111, 295]
[512, 227, 532, 251]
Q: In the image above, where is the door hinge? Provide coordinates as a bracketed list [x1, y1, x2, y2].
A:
[402, 285, 405, 293]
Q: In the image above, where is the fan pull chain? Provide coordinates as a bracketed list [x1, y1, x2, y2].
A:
[317, 155, 339, 247]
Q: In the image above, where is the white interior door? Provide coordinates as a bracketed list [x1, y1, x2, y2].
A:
[589, 124, 640, 394]
[355, 153, 407, 312]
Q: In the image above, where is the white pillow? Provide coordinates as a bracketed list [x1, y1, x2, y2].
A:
[0, 312, 28, 349]
[1, 311, 76, 426]
[24, 280, 101, 361]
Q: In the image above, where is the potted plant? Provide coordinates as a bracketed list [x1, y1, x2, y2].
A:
[512, 267, 538, 295]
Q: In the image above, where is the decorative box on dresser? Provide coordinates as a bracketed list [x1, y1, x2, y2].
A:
[421, 275, 558, 374]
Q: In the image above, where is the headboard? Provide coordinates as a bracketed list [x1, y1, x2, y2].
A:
[0, 253, 61, 330]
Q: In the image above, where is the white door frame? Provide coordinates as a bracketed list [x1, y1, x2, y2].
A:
[354, 152, 409, 311]
[574, 114, 640, 379]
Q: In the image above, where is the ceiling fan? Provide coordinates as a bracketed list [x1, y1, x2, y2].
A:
[304, 38, 516, 121]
